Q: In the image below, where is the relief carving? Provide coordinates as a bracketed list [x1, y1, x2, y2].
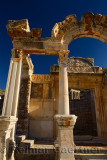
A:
[32, 74, 53, 82]
[52, 12, 107, 44]
[67, 57, 94, 73]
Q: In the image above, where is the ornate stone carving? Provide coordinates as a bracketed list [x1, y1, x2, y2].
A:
[52, 12, 107, 44]
[81, 12, 94, 25]
[12, 49, 23, 59]
[51, 57, 103, 74]
[52, 15, 77, 40]
[67, 57, 94, 73]
[94, 14, 103, 25]
[58, 50, 69, 64]
[55, 115, 77, 127]
[32, 74, 53, 82]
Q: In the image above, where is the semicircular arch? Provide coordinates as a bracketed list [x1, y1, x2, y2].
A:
[51, 12, 107, 45]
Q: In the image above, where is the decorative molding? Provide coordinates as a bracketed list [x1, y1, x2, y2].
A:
[32, 74, 54, 82]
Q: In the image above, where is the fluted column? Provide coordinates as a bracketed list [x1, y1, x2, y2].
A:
[2, 49, 23, 117]
[0, 49, 23, 160]
[58, 50, 69, 115]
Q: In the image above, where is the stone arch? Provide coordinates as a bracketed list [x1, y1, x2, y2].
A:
[52, 12, 107, 45]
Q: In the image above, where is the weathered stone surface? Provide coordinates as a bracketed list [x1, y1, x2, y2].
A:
[17, 77, 32, 135]
[3, 12, 107, 160]
[52, 12, 107, 44]
[67, 57, 94, 73]
[29, 74, 54, 139]
[55, 115, 77, 160]
[6, 13, 107, 56]
[51, 57, 103, 74]
[31, 83, 43, 99]
[70, 90, 97, 136]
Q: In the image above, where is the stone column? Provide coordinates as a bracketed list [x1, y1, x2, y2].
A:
[0, 116, 17, 160]
[2, 49, 23, 117]
[55, 50, 77, 160]
[0, 49, 23, 160]
[58, 50, 69, 115]
[55, 115, 77, 160]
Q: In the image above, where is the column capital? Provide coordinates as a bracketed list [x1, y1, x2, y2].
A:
[55, 115, 77, 127]
[12, 48, 23, 59]
[58, 50, 69, 63]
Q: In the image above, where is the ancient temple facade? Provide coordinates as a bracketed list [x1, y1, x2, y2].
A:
[0, 12, 107, 160]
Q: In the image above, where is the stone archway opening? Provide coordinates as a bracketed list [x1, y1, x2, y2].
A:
[69, 88, 97, 136]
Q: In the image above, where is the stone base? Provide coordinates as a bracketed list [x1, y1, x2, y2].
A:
[0, 116, 17, 160]
[54, 114, 77, 160]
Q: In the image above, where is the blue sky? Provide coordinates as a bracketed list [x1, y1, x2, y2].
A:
[0, 0, 107, 89]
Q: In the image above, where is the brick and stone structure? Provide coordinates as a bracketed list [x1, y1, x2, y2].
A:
[0, 12, 107, 160]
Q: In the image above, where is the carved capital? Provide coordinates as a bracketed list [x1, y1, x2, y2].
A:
[58, 50, 69, 64]
[54, 115, 77, 127]
[12, 49, 23, 58]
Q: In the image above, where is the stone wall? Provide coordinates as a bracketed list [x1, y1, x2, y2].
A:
[28, 75, 55, 139]
[16, 71, 107, 139]
[17, 77, 31, 135]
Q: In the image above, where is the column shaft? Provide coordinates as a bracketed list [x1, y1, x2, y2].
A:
[2, 51, 22, 117]
[58, 63, 63, 114]
[58, 50, 69, 115]
[2, 60, 13, 116]
[62, 62, 69, 114]
[11, 59, 22, 116]
[5, 61, 18, 116]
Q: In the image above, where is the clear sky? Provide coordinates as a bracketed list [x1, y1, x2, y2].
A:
[0, 0, 107, 89]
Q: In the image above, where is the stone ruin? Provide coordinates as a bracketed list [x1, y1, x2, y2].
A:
[0, 12, 107, 160]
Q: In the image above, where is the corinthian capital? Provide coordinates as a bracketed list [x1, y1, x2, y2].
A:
[58, 50, 69, 63]
[12, 49, 23, 58]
